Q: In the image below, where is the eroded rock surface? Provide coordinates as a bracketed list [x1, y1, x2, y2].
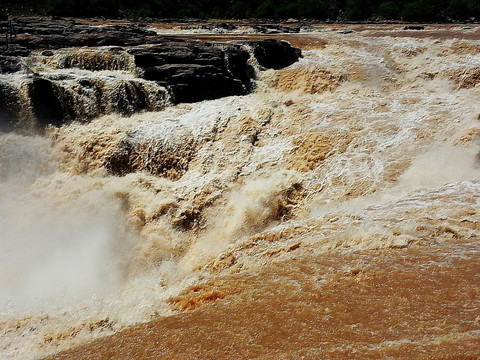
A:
[0, 81, 22, 132]
[0, 18, 301, 130]
[130, 43, 254, 103]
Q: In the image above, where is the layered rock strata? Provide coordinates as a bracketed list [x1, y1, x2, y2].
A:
[0, 18, 301, 131]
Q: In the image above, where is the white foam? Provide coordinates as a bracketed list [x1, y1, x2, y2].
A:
[2, 27, 480, 360]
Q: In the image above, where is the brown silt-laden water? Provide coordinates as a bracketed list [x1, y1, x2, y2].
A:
[0, 21, 479, 359]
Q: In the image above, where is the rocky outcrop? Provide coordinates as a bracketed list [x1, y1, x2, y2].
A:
[0, 18, 302, 130]
[250, 39, 302, 70]
[25, 76, 169, 128]
[9, 19, 160, 51]
[130, 43, 254, 103]
[0, 81, 21, 132]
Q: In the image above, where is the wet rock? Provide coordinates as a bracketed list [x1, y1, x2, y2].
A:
[250, 39, 302, 70]
[201, 23, 237, 31]
[28, 78, 66, 127]
[132, 44, 225, 67]
[1, 45, 31, 57]
[25, 76, 166, 127]
[172, 208, 203, 231]
[404, 26, 425, 30]
[11, 19, 162, 50]
[0, 56, 23, 73]
[141, 63, 245, 103]
[110, 81, 148, 115]
[253, 25, 300, 34]
[227, 49, 255, 91]
[132, 42, 253, 103]
[0, 81, 21, 132]
[30, 76, 104, 123]
[1, 19, 302, 129]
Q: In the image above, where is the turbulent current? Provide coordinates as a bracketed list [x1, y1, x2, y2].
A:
[1, 22, 480, 359]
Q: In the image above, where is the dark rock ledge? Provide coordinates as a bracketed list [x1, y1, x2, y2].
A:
[0, 18, 302, 131]
[129, 42, 255, 104]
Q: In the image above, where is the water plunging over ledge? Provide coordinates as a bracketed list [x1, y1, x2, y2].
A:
[1, 20, 480, 360]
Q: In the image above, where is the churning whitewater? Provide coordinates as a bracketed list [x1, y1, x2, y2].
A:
[1, 22, 480, 359]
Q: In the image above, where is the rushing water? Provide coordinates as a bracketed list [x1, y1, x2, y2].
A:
[1, 24, 480, 359]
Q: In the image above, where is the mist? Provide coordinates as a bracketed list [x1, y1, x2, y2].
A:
[0, 134, 127, 312]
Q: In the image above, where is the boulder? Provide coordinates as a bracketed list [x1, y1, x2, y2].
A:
[142, 63, 245, 103]
[250, 39, 302, 70]
[133, 42, 253, 103]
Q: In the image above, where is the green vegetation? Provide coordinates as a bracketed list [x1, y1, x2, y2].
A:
[2, 0, 480, 21]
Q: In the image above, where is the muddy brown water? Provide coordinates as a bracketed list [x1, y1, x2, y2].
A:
[45, 240, 480, 359]
[2, 21, 480, 360]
